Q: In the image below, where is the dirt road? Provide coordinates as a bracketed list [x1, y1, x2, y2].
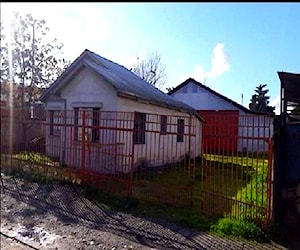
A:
[0, 173, 290, 250]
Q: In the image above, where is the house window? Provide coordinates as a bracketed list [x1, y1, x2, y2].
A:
[177, 118, 184, 142]
[74, 107, 101, 142]
[160, 115, 167, 135]
[49, 110, 54, 135]
[92, 108, 100, 142]
[49, 110, 60, 136]
[133, 112, 146, 144]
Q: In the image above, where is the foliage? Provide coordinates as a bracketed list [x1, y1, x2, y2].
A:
[249, 84, 275, 115]
[0, 12, 70, 106]
[131, 50, 167, 89]
[210, 217, 269, 242]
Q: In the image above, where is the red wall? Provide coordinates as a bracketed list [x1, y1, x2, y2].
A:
[198, 110, 239, 154]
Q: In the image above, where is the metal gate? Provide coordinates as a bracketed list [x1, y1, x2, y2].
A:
[200, 112, 273, 227]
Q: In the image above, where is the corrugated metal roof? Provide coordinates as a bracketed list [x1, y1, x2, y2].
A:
[41, 49, 200, 117]
[85, 50, 197, 114]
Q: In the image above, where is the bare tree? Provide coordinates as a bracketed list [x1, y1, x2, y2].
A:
[131, 50, 167, 89]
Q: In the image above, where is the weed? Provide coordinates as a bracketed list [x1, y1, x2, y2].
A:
[10, 167, 54, 184]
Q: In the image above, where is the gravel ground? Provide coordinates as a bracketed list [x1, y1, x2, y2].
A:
[0, 173, 290, 250]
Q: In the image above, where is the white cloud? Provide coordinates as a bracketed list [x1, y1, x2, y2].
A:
[180, 65, 206, 84]
[179, 43, 230, 84]
[1, 3, 109, 61]
[270, 95, 280, 115]
[117, 54, 146, 70]
[207, 43, 230, 78]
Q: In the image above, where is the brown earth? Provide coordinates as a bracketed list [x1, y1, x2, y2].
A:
[0, 173, 293, 250]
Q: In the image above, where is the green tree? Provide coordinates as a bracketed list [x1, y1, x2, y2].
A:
[131, 50, 167, 89]
[249, 84, 275, 115]
[0, 12, 70, 107]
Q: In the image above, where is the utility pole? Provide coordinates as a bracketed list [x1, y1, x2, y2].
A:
[241, 93, 244, 106]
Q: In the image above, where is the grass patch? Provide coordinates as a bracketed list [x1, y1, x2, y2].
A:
[2, 151, 81, 185]
[12, 151, 54, 164]
[82, 182, 218, 231]
[131, 200, 218, 231]
[10, 166, 55, 184]
[203, 154, 270, 224]
[132, 164, 195, 207]
[2, 151, 273, 242]
[210, 217, 269, 243]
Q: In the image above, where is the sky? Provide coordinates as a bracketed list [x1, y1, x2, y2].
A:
[1, 2, 300, 114]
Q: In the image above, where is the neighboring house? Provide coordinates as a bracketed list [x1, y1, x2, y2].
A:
[168, 78, 274, 153]
[39, 49, 203, 174]
[0, 83, 45, 152]
[0, 82, 43, 107]
[0, 82, 45, 118]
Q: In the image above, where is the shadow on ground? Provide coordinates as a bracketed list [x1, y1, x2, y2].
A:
[0, 173, 289, 250]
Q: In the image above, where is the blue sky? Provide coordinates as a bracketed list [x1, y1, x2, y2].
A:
[2, 2, 300, 114]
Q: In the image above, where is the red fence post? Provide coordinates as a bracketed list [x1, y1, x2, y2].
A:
[80, 110, 86, 181]
[128, 112, 135, 199]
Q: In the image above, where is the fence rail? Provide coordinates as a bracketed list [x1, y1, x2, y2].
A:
[1, 107, 274, 227]
[1, 108, 199, 207]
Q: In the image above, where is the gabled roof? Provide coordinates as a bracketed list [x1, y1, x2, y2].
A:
[168, 78, 270, 115]
[40, 49, 201, 119]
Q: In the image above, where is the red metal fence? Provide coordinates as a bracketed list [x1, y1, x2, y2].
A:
[1, 107, 274, 227]
[1, 108, 199, 207]
[199, 111, 274, 227]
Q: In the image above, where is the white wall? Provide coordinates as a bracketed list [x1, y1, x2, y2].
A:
[170, 81, 241, 111]
[45, 67, 119, 169]
[61, 67, 118, 111]
[117, 97, 202, 173]
[170, 81, 274, 153]
[238, 112, 273, 153]
[44, 70, 202, 174]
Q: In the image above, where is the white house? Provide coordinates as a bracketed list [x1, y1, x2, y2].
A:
[168, 78, 274, 153]
[39, 50, 203, 174]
